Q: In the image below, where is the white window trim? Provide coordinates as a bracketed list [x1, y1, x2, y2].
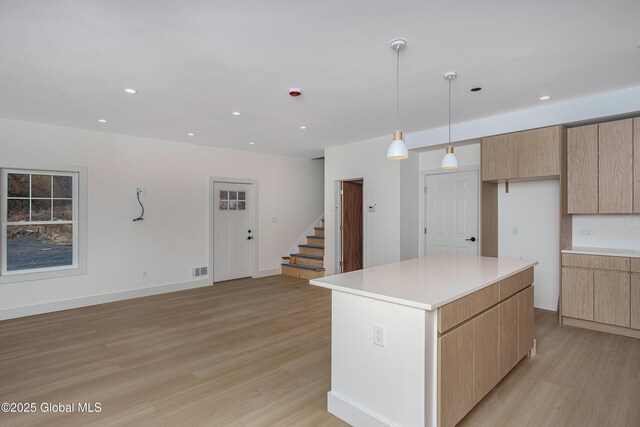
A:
[0, 161, 87, 284]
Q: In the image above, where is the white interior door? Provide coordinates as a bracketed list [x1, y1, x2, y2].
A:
[214, 182, 253, 282]
[425, 170, 479, 255]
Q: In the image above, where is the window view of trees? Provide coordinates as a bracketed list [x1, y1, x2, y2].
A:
[4, 172, 75, 272]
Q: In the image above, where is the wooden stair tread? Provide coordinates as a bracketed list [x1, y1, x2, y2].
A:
[306, 235, 324, 239]
[299, 244, 324, 249]
[291, 253, 323, 260]
[281, 263, 325, 272]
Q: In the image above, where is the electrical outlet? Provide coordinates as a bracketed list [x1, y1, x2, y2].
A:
[512, 225, 520, 236]
[581, 229, 592, 237]
[136, 187, 146, 195]
[374, 324, 385, 347]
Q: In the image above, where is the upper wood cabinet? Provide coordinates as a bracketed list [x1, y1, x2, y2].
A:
[517, 127, 561, 178]
[481, 126, 561, 182]
[481, 134, 518, 181]
[567, 118, 637, 214]
[599, 119, 633, 213]
[567, 125, 598, 213]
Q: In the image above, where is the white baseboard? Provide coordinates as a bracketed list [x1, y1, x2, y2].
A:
[327, 391, 395, 427]
[254, 267, 281, 278]
[0, 278, 211, 321]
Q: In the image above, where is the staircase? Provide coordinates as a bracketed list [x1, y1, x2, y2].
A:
[281, 220, 325, 280]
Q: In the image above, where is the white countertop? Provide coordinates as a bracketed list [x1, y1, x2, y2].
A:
[310, 254, 537, 311]
[561, 246, 640, 258]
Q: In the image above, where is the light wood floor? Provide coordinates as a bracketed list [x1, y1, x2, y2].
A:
[1, 276, 639, 427]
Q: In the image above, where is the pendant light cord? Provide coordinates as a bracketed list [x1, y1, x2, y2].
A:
[396, 45, 400, 131]
[448, 77, 452, 144]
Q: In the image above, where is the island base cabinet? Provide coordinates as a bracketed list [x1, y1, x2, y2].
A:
[439, 322, 474, 427]
[439, 286, 533, 427]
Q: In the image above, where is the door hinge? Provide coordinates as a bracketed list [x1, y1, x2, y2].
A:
[340, 190, 343, 195]
[340, 225, 343, 231]
[339, 261, 343, 266]
[424, 227, 427, 235]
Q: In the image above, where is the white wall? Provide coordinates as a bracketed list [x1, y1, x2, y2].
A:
[572, 215, 640, 250]
[324, 136, 420, 275]
[0, 118, 323, 319]
[498, 180, 560, 311]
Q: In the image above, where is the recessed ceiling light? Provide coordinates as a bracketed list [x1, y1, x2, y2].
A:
[187, 132, 195, 136]
[249, 142, 255, 145]
[299, 125, 307, 130]
[232, 111, 241, 116]
[124, 88, 137, 94]
[97, 119, 107, 123]
[470, 87, 482, 92]
[539, 95, 551, 101]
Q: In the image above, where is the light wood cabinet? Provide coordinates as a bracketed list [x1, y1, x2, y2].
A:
[567, 125, 598, 213]
[594, 271, 630, 328]
[481, 134, 518, 181]
[561, 253, 640, 339]
[517, 126, 561, 178]
[439, 285, 534, 427]
[561, 267, 594, 321]
[439, 321, 474, 427]
[498, 293, 519, 380]
[635, 118, 640, 213]
[598, 119, 633, 213]
[472, 306, 499, 405]
[481, 126, 562, 182]
[632, 274, 640, 330]
[518, 286, 534, 359]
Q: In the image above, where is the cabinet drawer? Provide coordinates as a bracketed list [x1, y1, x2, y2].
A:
[499, 268, 534, 300]
[631, 258, 640, 273]
[438, 284, 499, 333]
[562, 253, 630, 271]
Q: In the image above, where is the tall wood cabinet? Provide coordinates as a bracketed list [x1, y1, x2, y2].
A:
[567, 118, 638, 214]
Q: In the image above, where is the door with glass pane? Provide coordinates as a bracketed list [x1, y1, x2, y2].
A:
[213, 182, 253, 282]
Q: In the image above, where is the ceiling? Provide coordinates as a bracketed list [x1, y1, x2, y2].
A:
[1, 1, 639, 158]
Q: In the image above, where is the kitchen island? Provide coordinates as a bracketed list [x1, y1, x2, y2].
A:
[310, 254, 537, 427]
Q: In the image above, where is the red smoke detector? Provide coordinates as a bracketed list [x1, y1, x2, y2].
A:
[288, 88, 302, 97]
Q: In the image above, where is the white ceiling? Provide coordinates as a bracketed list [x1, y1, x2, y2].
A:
[1, 1, 639, 158]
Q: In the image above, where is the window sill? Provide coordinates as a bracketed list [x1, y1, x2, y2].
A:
[0, 265, 86, 285]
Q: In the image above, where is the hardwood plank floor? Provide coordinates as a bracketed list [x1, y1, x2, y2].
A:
[1, 276, 639, 426]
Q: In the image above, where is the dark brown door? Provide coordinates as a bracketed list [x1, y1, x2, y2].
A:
[342, 181, 363, 272]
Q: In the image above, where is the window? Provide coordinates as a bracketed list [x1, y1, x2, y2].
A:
[219, 190, 246, 210]
[1, 167, 83, 279]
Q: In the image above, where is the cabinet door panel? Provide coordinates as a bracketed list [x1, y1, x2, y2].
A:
[499, 294, 519, 380]
[518, 286, 534, 359]
[634, 118, 640, 213]
[472, 306, 499, 405]
[594, 270, 630, 327]
[567, 125, 598, 213]
[439, 321, 473, 427]
[517, 126, 561, 178]
[599, 119, 633, 213]
[561, 267, 594, 321]
[632, 274, 640, 330]
[482, 134, 518, 181]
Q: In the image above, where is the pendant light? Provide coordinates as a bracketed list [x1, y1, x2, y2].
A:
[440, 71, 459, 169]
[387, 39, 408, 160]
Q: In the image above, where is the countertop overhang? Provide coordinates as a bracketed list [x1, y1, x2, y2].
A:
[310, 254, 537, 310]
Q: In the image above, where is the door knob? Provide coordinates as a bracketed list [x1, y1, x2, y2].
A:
[247, 236, 253, 240]
[465, 237, 477, 242]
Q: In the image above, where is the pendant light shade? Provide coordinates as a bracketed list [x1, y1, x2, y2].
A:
[440, 72, 459, 169]
[440, 146, 459, 169]
[387, 131, 409, 159]
[387, 39, 408, 160]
